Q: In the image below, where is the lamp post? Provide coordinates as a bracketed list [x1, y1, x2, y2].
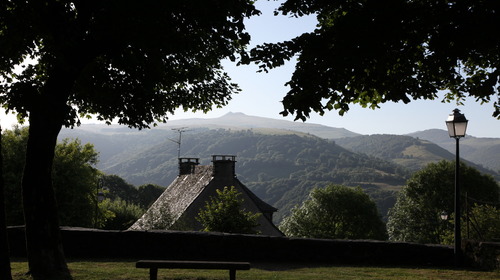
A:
[445, 108, 468, 267]
[95, 177, 105, 228]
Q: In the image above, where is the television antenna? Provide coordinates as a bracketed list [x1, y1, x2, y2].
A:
[169, 127, 189, 159]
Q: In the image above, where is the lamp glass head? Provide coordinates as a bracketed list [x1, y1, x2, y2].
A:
[446, 109, 468, 138]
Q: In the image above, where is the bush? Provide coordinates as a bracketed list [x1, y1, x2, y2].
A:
[98, 199, 144, 230]
[279, 184, 387, 240]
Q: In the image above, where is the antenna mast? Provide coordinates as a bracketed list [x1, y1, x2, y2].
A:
[169, 127, 188, 159]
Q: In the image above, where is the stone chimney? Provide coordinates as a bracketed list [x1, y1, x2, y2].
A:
[178, 158, 199, 175]
[212, 155, 236, 178]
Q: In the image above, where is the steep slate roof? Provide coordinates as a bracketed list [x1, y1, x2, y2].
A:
[129, 156, 283, 236]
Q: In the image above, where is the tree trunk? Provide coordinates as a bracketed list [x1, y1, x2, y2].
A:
[0, 125, 13, 280]
[22, 111, 71, 279]
[22, 66, 75, 279]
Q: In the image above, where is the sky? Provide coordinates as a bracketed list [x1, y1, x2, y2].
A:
[1, 1, 499, 138]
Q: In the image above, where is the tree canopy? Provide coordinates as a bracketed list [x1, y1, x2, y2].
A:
[251, 0, 500, 121]
[98, 198, 144, 230]
[0, 0, 259, 128]
[387, 160, 500, 244]
[3, 0, 498, 277]
[2, 127, 100, 227]
[0, 1, 259, 278]
[197, 186, 261, 234]
[279, 184, 387, 240]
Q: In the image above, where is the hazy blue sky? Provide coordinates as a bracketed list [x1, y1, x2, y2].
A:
[1, 1, 499, 137]
[171, 1, 500, 137]
[173, 1, 500, 138]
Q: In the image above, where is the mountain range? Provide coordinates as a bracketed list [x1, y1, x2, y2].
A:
[408, 129, 500, 173]
[58, 112, 500, 222]
[60, 112, 500, 173]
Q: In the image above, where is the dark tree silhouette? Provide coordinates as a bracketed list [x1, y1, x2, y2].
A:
[251, 0, 500, 120]
[0, 125, 12, 280]
[0, 1, 259, 278]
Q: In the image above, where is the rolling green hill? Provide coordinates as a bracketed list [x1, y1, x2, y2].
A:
[335, 134, 499, 179]
[156, 112, 361, 139]
[335, 135, 449, 171]
[409, 129, 500, 173]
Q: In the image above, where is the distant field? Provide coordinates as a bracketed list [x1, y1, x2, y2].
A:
[10, 259, 500, 280]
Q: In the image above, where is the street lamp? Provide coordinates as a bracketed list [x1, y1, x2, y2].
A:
[440, 211, 449, 221]
[445, 108, 468, 267]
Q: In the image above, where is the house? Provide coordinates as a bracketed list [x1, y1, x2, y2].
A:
[129, 155, 283, 236]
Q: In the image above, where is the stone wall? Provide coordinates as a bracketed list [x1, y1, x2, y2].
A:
[8, 226, 454, 267]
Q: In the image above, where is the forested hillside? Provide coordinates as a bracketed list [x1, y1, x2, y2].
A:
[60, 128, 407, 222]
[57, 114, 499, 223]
[409, 129, 500, 173]
[335, 134, 499, 178]
[336, 135, 449, 171]
[59, 113, 499, 173]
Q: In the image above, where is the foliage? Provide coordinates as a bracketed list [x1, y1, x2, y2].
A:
[1, 127, 27, 225]
[0, 125, 13, 280]
[2, 127, 100, 227]
[251, 0, 500, 120]
[279, 185, 387, 240]
[441, 203, 500, 244]
[387, 160, 500, 244]
[53, 138, 100, 227]
[92, 202, 116, 230]
[466, 204, 500, 241]
[133, 203, 174, 230]
[99, 175, 163, 210]
[136, 184, 164, 209]
[101, 174, 138, 203]
[93, 176, 164, 230]
[0, 1, 259, 128]
[98, 199, 144, 230]
[0, 1, 259, 277]
[197, 186, 261, 234]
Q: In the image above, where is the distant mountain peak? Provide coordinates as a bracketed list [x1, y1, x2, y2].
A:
[221, 112, 247, 117]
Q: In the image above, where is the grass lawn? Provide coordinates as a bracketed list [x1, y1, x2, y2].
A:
[10, 259, 500, 280]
